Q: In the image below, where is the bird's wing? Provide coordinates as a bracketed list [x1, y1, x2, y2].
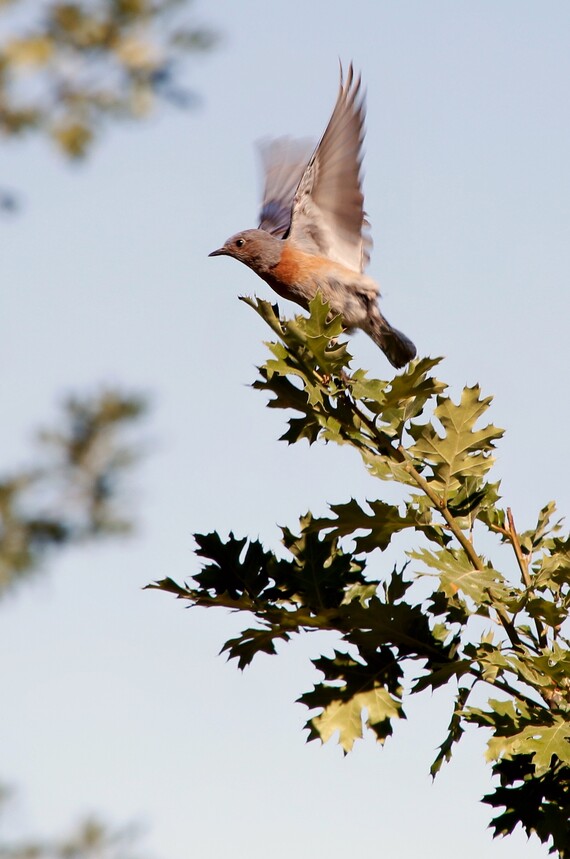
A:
[288, 64, 372, 272]
[257, 137, 315, 239]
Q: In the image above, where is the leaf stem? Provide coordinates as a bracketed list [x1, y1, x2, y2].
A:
[475, 671, 549, 711]
[506, 507, 548, 650]
[396, 452, 521, 648]
[341, 386, 522, 648]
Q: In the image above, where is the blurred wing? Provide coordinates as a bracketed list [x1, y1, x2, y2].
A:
[289, 64, 372, 272]
[257, 137, 315, 238]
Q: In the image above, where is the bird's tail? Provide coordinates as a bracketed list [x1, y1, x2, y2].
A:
[365, 310, 416, 369]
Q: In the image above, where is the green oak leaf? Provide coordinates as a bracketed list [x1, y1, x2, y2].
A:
[221, 626, 290, 670]
[310, 686, 401, 752]
[430, 686, 471, 776]
[278, 514, 366, 610]
[192, 532, 273, 599]
[412, 659, 473, 693]
[309, 497, 446, 553]
[486, 717, 570, 774]
[410, 547, 508, 604]
[349, 357, 445, 435]
[483, 754, 570, 855]
[519, 501, 562, 556]
[408, 386, 504, 496]
[342, 596, 448, 660]
[533, 535, 570, 590]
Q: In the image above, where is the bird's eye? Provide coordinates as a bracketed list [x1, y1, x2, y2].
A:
[235, 238, 245, 248]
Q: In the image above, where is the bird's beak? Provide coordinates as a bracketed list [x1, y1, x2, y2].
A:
[208, 247, 227, 257]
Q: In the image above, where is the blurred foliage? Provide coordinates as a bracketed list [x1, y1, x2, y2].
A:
[152, 296, 570, 857]
[0, 0, 217, 158]
[0, 389, 147, 596]
[0, 787, 147, 859]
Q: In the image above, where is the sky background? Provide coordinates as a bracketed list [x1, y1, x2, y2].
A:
[2, 1, 570, 857]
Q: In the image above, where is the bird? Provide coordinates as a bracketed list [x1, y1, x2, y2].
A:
[209, 64, 416, 369]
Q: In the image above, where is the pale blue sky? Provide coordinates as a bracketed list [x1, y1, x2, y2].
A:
[2, 1, 570, 857]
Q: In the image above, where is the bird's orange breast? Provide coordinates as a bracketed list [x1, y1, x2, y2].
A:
[271, 243, 308, 281]
[268, 243, 332, 285]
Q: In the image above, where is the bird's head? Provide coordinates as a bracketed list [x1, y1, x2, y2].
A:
[209, 229, 282, 275]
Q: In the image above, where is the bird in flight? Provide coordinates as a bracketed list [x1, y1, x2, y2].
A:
[209, 64, 416, 369]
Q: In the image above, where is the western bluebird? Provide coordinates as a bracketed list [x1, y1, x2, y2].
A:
[209, 64, 416, 369]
